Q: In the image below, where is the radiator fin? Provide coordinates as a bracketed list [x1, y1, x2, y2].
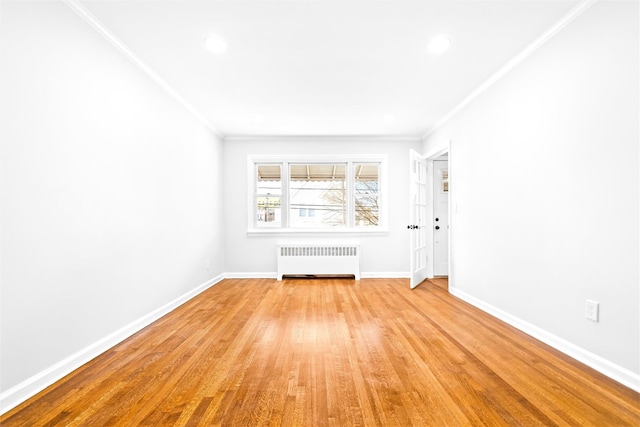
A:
[280, 246, 358, 257]
[277, 243, 361, 280]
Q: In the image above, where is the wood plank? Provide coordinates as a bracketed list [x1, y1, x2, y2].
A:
[1, 278, 638, 426]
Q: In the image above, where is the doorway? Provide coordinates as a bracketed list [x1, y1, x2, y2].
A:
[419, 146, 450, 285]
[433, 156, 449, 277]
[408, 148, 450, 288]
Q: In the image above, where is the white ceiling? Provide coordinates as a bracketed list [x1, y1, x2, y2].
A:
[80, 0, 580, 138]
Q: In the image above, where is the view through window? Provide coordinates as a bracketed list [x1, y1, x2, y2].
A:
[290, 163, 346, 227]
[255, 164, 281, 226]
[253, 158, 383, 230]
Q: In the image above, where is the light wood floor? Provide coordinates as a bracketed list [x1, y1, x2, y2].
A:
[2, 278, 638, 426]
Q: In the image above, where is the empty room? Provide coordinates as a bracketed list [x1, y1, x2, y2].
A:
[1, 0, 638, 425]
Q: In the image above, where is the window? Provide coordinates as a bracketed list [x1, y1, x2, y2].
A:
[290, 163, 346, 228]
[354, 163, 380, 226]
[441, 169, 449, 193]
[250, 155, 386, 233]
[255, 164, 281, 227]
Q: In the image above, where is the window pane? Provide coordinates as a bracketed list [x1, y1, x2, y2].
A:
[290, 163, 346, 227]
[354, 163, 379, 226]
[256, 195, 281, 225]
[256, 164, 281, 226]
[355, 195, 379, 226]
[354, 163, 379, 194]
[256, 164, 281, 195]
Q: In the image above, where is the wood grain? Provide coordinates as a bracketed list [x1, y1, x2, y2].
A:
[2, 278, 638, 426]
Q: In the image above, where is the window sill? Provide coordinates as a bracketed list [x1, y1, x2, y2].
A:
[247, 228, 389, 237]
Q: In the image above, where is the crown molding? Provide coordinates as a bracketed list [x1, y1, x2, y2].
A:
[224, 135, 422, 143]
[62, 0, 224, 139]
[421, 0, 599, 140]
[63, 0, 597, 143]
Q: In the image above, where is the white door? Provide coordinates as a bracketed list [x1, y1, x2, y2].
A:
[409, 150, 428, 288]
[433, 160, 449, 276]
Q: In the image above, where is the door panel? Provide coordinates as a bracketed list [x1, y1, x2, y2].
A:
[409, 150, 428, 288]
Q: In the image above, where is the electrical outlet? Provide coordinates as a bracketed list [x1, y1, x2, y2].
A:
[206, 259, 210, 271]
[586, 300, 599, 322]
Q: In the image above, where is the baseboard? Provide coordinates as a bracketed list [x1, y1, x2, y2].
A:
[0, 273, 224, 415]
[361, 272, 410, 279]
[449, 286, 640, 393]
[224, 272, 410, 279]
[224, 272, 277, 279]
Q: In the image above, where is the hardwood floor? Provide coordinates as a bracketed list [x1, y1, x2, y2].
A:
[2, 278, 638, 426]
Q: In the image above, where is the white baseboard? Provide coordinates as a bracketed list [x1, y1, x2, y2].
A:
[224, 272, 277, 279]
[361, 272, 410, 279]
[224, 272, 410, 279]
[449, 286, 640, 393]
[0, 274, 224, 415]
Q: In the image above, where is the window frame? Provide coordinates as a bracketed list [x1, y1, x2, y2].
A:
[248, 154, 388, 235]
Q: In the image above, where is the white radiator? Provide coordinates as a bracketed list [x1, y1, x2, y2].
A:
[277, 242, 361, 280]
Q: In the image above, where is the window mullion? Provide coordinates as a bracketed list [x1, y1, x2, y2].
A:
[347, 161, 354, 228]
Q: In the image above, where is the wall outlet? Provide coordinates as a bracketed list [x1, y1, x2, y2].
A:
[586, 300, 599, 322]
[206, 259, 210, 271]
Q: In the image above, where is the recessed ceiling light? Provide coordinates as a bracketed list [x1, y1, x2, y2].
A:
[204, 34, 227, 54]
[383, 114, 396, 124]
[427, 35, 451, 54]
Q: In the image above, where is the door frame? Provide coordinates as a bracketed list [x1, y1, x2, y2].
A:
[424, 142, 451, 282]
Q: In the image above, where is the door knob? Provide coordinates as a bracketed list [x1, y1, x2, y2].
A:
[435, 225, 440, 230]
[435, 217, 439, 221]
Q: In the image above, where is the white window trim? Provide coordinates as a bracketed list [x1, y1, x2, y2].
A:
[247, 154, 388, 236]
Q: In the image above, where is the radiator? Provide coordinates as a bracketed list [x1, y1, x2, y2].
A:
[277, 242, 361, 280]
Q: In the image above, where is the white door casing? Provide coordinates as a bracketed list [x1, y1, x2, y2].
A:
[409, 150, 428, 288]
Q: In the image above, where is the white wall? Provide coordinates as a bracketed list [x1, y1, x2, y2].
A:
[223, 138, 422, 276]
[424, 1, 639, 386]
[0, 0, 224, 403]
